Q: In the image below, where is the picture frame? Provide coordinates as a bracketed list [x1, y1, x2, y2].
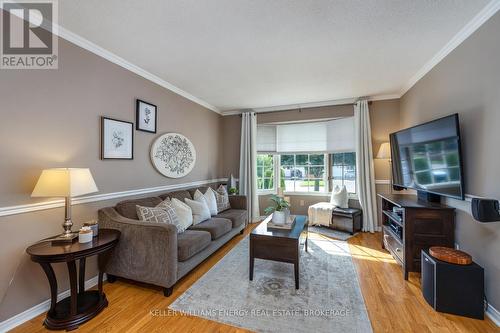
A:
[101, 117, 134, 160]
[136, 99, 157, 133]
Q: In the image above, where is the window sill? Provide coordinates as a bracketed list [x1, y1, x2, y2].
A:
[258, 191, 358, 200]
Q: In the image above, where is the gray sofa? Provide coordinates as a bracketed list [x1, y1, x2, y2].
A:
[98, 186, 247, 296]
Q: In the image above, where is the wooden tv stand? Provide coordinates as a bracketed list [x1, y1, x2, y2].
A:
[379, 193, 455, 280]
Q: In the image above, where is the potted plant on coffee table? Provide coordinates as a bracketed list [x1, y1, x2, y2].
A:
[264, 194, 291, 225]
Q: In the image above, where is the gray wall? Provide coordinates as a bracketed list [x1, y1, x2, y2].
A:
[0, 37, 224, 321]
[222, 100, 400, 222]
[400, 12, 500, 309]
[222, 100, 401, 180]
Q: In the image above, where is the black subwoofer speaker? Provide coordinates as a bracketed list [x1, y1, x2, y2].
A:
[421, 250, 484, 319]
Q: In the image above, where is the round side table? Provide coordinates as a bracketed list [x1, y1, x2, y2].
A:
[26, 229, 120, 331]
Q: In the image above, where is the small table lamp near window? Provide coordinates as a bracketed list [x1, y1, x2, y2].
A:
[376, 142, 392, 192]
[31, 168, 98, 242]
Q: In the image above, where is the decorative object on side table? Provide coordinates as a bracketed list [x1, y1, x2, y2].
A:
[101, 117, 134, 160]
[228, 187, 238, 195]
[136, 99, 157, 133]
[26, 229, 121, 330]
[78, 227, 93, 243]
[264, 194, 290, 225]
[83, 220, 99, 237]
[150, 132, 196, 178]
[31, 168, 98, 244]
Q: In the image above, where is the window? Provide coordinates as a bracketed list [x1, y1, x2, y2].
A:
[257, 154, 275, 191]
[330, 152, 356, 193]
[280, 154, 326, 193]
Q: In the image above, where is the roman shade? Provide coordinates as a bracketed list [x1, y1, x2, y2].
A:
[256, 117, 355, 153]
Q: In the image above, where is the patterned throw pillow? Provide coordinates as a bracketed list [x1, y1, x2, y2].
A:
[136, 199, 183, 233]
[214, 185, 231, 213]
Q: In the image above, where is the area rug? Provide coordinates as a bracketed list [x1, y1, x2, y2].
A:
[169, 236, 372, 333]
[308, 225, 357, 241]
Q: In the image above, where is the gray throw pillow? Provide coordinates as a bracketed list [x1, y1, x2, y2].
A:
[136, 199, 183, 233]
[214, 185, 231, 213]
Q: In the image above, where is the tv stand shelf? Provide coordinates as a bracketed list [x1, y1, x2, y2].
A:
[379, 193, 455, 280]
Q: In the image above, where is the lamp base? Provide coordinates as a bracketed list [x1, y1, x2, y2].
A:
[50, 232, 78, 245]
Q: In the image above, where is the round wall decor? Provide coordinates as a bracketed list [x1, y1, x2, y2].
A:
[150, 133, 196, 178]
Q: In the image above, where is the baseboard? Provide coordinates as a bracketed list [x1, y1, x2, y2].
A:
[0, 274, 106, 332]
[486, 302, 500, 327]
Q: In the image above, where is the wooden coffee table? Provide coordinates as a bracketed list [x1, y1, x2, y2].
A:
[249, 215, 308, 289]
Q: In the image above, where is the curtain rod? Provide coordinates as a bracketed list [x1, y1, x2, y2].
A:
[238, 101, 372, 116]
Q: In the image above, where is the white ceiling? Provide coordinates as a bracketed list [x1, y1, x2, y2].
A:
[57, 0, 494, 113]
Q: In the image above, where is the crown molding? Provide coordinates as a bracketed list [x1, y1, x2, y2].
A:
[401, 0, 500, 96]
[221, 94, 401, 116]
[0, 178, 227, 218]
[3, 7, 220, 114]
[56, 26, 221, 114]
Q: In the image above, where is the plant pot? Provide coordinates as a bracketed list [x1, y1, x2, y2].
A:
[272, 209, 290, 225]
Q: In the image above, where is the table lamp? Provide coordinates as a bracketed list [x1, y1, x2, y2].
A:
[376, 142, 392, 193]
[31, 168, 98, 242]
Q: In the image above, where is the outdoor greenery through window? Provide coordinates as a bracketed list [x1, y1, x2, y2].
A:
[257, 152, 356, 194]
[331, 152, 356, 193]
[256, 154, 275, 191]
[281, 154, 325, 192]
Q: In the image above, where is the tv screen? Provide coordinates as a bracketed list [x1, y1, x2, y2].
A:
[390, 114, 464, 200]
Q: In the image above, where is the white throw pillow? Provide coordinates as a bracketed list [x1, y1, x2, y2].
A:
[170, 198, 193, 232]
[184, 197, 211, 225]
[330, 185, 349, 208]
[194, 189, 218, 216]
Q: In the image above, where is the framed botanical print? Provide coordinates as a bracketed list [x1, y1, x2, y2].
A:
[136, 99, 157, 133]
[101, 117, 134, 160]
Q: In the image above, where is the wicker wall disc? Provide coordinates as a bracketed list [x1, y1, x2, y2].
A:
[429, 246, 472, 265]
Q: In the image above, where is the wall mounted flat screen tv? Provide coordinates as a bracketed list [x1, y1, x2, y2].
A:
[390, 114, 464, 200]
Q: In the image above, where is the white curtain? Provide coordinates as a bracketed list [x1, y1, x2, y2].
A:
[239, 112, 260, 223]
[354, 100, 378, 233]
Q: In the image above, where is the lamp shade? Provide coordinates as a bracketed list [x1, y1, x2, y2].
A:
[376, 142, 391, 159]
[31, 168, 98, 198]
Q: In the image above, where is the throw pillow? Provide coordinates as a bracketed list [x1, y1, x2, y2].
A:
[136, 201, 181, 231]
[169, 198, 193, 232]
[214, 185, 231, 213]
[330, 185, 349, 208]
[184, 197, 211, 225]
[194, 189, 218, 216]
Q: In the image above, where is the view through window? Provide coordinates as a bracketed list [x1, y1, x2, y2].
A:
[256, 153, 356, 194]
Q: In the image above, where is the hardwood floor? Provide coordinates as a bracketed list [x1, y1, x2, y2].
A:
[12, 225, 499, 333]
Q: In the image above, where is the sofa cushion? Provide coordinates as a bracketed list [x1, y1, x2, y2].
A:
[115, 197, 162, 220]
[177, 230, 211, 261]
[187, 187, 210, 198]
[159, 190, 191, 202]
[215, 209, 247, 228]
[189, 218, 232, 240]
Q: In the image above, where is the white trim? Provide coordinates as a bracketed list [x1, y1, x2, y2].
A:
[375, 180, 390, 185]
[400, 0, 500, 96]
[0, 178, 227, 217]
[221, 94, 400, 116]
[0, 274, 106, 332]
[4, 8, 220, 114]
[486, 302, 500, 327]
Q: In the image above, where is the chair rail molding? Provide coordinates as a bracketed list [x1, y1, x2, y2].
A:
[0, 178, 227, 218]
